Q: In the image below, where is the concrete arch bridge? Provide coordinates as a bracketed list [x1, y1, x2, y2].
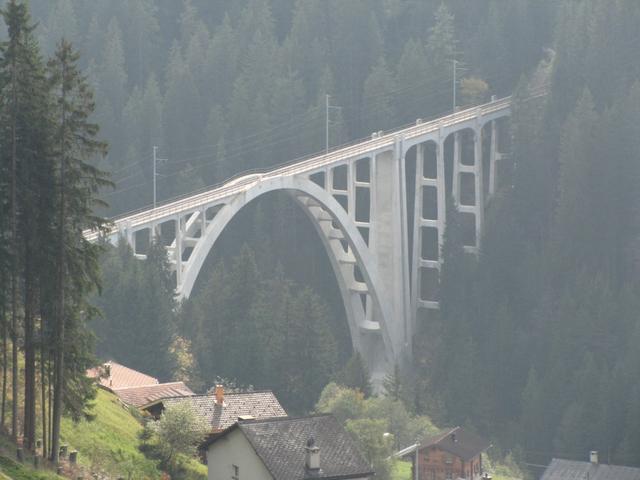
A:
[85, 96, 513, 381]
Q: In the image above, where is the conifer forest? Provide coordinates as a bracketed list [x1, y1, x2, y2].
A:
[1, 0, 640, 477]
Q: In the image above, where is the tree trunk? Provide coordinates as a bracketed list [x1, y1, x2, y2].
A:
[23, 259, 36, 450]
[0, 297, 7, 430]
[9, 35, 19, 443]
[40, 314, 48, 458]
[50, 49, 68, 465]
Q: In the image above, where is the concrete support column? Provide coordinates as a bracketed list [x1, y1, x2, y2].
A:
[410, 144, 424, 328]
[369, 155, 377, 253]
[436, 138, 446, 258]
[123, 223, 135, 253]
[175, 217, 183, 289]
[347, 161, 355, 220]
[452, 132, 461, 204]
[371, 141, 411, 368]
[489, 120, 498, 197]
[474, 127, 484, 250]
[201, 207, 207, 233]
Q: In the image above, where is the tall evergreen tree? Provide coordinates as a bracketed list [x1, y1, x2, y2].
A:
[47, 38, 110, 462]
[0, 0, 52, 445]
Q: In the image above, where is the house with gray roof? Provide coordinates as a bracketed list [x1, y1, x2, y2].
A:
[142, 385, 287, 432]
[202, 414, 374, 480]
[541, 454, 640, 480]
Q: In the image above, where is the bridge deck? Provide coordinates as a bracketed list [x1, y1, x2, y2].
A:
[84, 96, 511, 242]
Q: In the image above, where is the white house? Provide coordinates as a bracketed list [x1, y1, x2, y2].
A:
[202, 414, 374, 480]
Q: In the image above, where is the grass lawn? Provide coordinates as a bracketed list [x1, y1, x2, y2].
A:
[0, 436, 63, 480]
[61, 388, 206, 480]
[61, 388, 161, 479]
[392, 460, 412, 480]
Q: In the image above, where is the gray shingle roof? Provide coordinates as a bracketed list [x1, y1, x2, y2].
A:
[541, 459, 640, 480]
[420, 426, 490, 461]
[156, 391, 287, 431]
[209, 415, 374, 480]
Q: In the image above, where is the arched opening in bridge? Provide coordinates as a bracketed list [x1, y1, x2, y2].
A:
[182, 191, 357, 374]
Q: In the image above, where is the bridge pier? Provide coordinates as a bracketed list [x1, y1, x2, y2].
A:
[369, 143, 412, 373]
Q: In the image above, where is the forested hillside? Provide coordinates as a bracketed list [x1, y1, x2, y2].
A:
[4, 0, 640, 474]
[425, 0, 640, 468]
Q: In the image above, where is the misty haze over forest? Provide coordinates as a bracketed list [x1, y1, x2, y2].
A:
[1, 1, 640, 479]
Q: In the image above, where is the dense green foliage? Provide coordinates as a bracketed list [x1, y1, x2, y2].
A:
[93, 241, 178, 381]
[316, 383, 439, 480]
[6, 0, 640, 473]
[0, 0, 109, 462]
[419, 0, 640, 468]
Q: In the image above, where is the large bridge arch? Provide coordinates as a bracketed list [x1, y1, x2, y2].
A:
[179, 175, 395, 375]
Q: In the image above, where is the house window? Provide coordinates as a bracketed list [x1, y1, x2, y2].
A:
[446, 469, 453, 479]
[445, 455, 453, 465]
[232, 464, 239, 480]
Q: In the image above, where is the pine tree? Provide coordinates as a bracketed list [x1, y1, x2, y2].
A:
[395, 39, 431, 122]
[0, 0, 53, 446]
[382, 364, 403, 402]
[47, 39, 110, 462]
[42, 0, 77, 55]
[362, 56, 397, 134]
[95, 18, 127, 167]
[334, 352, 372, 397]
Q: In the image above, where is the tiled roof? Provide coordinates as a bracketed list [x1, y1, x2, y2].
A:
[87, 361, 159, 390]
[541, 459, 640, 480]
[112, 382, 194, 408]
[420, 427, 490, 461]
[206, 415, 374, 480]
[153, 391, 287, 431]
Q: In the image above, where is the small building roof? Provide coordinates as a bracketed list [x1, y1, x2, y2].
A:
[420, 427, 491, 461]
[87, 361, 159, 390]
[541, 459, 640, 480]
[204, 414, 374, 480]
[143, 390, 287, 431]
[112, 382, 194, 408]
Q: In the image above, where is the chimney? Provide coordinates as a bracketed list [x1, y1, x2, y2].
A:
[215, 385, 224, 405]
[305, 437, 320, 471]
[590, 451, 598, 465]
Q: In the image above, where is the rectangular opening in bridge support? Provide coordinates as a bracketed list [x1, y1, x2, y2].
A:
[332, 165, 348, 191]
[461, 130, 476, 166]
[134, 228, 151, 255]
[356, 158, 371, 183]
[423, 143, 438, 179]
[158, 220, 176, 246]
[421, 227, 439, 261]
[459, 172, 476, 206]
[460, 212, 477, 247]
[421, 186, 438, 220]
[355, 187, 370, 223]
[420, 267, 440, 302]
